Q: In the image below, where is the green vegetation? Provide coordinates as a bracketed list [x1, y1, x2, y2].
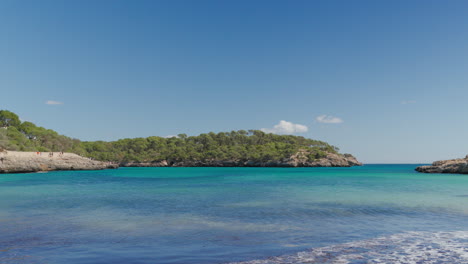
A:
[0, 110, 85, 154]
[0, 110, 340, 163]
[81, 131, 338, 163]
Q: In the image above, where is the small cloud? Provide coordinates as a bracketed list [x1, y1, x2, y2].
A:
[261, 120, 308, 134]
[401, 100, 416, 105]
[46, 100, 63, 105]
[316, 115, 343, 124]
[164, 135, 178, 138]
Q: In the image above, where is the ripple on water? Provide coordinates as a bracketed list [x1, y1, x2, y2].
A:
[228, 231, 468, 264]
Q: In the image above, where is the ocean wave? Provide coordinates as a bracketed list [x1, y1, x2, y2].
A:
[228, 231, 468, 264]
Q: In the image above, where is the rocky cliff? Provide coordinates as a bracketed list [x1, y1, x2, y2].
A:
[415, 155, 468, 174]
[121, 151, 362, 168]
[0, 151, 118, 173]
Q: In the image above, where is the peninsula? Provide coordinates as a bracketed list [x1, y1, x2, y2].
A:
[0, 110, 361, 173]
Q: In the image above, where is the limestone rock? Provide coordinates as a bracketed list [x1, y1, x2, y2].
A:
[120, 160, 168, 167]
[119, 151, 362, 168]
[0, 151, 118, 173]
[416, 156, 468, 174]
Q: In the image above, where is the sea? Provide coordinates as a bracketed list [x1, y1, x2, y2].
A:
[1, 165, 468, 263]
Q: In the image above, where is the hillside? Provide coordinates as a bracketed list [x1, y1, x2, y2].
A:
[0, 110, 361, 167]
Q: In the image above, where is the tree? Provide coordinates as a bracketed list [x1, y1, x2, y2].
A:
[0, 110, 20, 127]
[19, 121, 38, 139]
[177, 133, 188, 140]
[0, 129, 9, 150]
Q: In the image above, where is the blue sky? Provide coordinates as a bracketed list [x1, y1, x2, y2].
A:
[1, 0, 468, 163]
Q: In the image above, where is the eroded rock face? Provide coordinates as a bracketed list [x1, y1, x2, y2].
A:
[119, 152, 362, 168]
[416, 156, 468, 174]
[0, 151, 118, 173]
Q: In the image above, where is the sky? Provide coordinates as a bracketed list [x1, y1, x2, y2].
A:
[1, 0, 468, 163]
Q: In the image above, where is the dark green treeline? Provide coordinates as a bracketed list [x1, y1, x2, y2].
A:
[0, 110, 339, 163]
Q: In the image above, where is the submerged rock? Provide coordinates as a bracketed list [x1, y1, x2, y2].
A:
[0, 151, 118, 173]
[416, 155, 468, 174]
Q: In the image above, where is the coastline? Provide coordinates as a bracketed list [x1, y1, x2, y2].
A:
[0, 151, 361, 173]
[0, 151, 118, 173]
[416, 155, 468, 174]
[120, 153, 362, 168]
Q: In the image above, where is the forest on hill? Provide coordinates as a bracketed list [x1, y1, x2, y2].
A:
[0, 110, 344, 164]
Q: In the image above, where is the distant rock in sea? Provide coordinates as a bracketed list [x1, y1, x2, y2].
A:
[416, 155, 468, 174]
[0, 151, 118, 173]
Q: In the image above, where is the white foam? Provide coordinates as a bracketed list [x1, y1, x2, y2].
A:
[229, 231, 468, 264]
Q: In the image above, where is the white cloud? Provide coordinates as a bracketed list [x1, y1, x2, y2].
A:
[164, 135, 178, 138]
[46, 100, 63, 105]
[316, 115, 343, 124]
[261, 120, 308, 134]
[401, 100, 416, 105]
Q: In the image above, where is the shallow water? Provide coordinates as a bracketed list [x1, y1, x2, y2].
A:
[1, 165, 468, 263]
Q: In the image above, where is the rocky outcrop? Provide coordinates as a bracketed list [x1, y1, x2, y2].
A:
[0, 151, 118, 173]
[120, 152, 362, 168]
[0, 150, 361, 173]
[416, 155, 468, 174]
[120, 160, 169, 167]
[282, 151, 362, 167]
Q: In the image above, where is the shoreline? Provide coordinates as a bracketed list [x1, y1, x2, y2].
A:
[0, 151, 362, 173]
[0, 151, 118, 174]
[416, 155, 468, 174]
[119, 152, 362, 168]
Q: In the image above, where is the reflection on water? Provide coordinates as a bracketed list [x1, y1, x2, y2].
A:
[1, 165, 468, 263]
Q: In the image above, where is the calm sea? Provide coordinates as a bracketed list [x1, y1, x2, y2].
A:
[1, 165, 468, 263]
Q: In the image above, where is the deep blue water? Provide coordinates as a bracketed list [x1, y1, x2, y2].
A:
[1, 165, 468, 263]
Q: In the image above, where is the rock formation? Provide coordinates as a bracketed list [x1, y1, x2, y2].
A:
[120, 151, 362, 168]
[0, 151, 118, 173]
[0, 150, 361, 173]
[415, 155, 468, 174]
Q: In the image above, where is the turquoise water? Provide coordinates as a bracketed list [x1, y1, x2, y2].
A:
[1, 165, 468, 263]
